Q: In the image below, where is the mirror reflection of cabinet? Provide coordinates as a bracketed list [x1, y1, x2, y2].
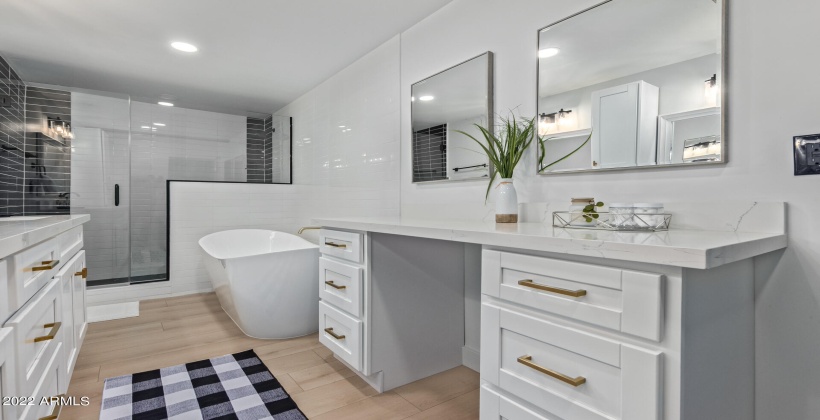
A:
[591, 81, 659, 169]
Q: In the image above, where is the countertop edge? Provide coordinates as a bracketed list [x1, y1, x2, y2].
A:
[312, 218, 788, 269]
[0, 215, 91, 260]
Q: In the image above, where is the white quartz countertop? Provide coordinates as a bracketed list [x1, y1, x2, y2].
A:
[0, 215, 90, 259]
[311, 217, 787, 269]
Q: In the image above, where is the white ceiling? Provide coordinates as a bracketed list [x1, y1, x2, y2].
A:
[538, 0, 722, 97]
[0, 0, 452, 116]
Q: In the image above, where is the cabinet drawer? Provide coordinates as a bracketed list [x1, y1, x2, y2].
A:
[482, 250, 663, 341]
[481, 303, 662, 420]
[481, 384, 556, 420]
[18, 344, 63, 420]
[10, 238, 59, 310]
[5, 277, 64, 398]
[56, 226, 83, 267]
[0, 328, 18, 420]
[319, 257, 363, 318]
[319, 301, 362, 371]
[319, 229, 363, 264]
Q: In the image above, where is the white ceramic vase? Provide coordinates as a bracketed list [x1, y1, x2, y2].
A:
[495, 178, 518, 223]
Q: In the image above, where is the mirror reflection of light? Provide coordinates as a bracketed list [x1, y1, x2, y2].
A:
[419, 95, 435, 101]
[538, 47, 560, 58]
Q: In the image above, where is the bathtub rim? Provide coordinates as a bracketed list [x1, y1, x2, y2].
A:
[199, 229, 318, 260]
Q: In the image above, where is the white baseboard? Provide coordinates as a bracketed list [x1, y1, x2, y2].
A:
[88, 302, 140, 322]
[462, 346, 480, 372]
[87, 281, 213, 306]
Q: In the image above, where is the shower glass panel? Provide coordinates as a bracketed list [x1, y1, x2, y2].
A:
[128, 102, 248, 283]
[70, 90, 132, 286]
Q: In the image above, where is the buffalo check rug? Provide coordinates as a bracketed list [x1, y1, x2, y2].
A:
[99, 350, 306, 420]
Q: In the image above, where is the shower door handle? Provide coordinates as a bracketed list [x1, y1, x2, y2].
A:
[114, 184, 120, 206]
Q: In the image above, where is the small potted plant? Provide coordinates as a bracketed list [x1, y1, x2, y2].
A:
[458, 115, 535, 223]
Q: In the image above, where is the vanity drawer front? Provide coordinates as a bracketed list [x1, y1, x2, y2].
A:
[319, 229, 363, 264]
[6, 277, 64, 398]
[10, 238, 59, 309]
[319, 257, 363, 318]
[57, 226, 84, 266]
[482, 250, 663, 341]
[481, 384, 557, 420]
[319, 301, 362, 371]
[481, 303, 662, 420]
[18, 343, 63, 420]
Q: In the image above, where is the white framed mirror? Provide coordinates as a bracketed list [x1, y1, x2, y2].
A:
[411, 52, 493, 183]
[536, 0, 726, 174]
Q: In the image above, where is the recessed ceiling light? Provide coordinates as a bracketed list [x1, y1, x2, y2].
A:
[158, 101, 174, 107]
[153, 122, 166, 126]
[141, 126, 150, 129]
[538, 47, 560, 58]
[338, 125, 346, 128]
[419, 95, 435, 101]
[171, 42, 198, 53]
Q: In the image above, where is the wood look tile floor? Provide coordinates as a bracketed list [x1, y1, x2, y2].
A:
[61, 293, 479, 419]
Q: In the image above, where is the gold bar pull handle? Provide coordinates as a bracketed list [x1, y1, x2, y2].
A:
[324, 327, 346, 340]
[325, 281, 346, 290]
[517, 355, 586, 387]
[38, 394, 64, 420]
[518, 279, 587, 298]
[324, 242, 347, 249]
[32, 260, 60, 272]
[74, 268, 88, 279]
[34, 322, 62, 342]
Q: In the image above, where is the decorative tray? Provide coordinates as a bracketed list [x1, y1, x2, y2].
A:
[552, 211, 672, 232]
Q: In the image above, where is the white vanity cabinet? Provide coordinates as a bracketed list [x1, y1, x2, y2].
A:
[480, 249, 754, 420]
[0, 216, 89, 419]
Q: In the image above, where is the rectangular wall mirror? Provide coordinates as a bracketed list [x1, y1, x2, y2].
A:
[412, 52, 493, 183]
[537, 0, 725, 174]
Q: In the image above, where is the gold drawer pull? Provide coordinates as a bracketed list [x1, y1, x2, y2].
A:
[34, 322, 62, 342]
[324, 327, 346, 340]
[38, 394, 64, 420]
[75, 267, 88, 279]
[325, 281, 347, 290]
[518, 279, 587, 297]
[518, 355, 586, 387]
[31, 260, 60, 272]
[325, 242, 347, 249]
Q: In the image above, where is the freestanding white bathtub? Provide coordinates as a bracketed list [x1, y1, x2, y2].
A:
[199, 229, 319, 339]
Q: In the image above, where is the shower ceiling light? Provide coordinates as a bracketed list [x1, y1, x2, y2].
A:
[538, 47, 560, 58]
[419, 95, 435, 101]
[153, 122, 166, 126]
[171, 42, 198, 53]
[158, 101, 174, 107]
[141, 126, 150, 129]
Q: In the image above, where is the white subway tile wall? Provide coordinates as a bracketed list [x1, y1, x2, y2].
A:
[165, 36, 401, 293]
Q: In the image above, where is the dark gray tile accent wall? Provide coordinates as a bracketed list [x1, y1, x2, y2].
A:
[24, 86, 71, 214]
[247, 117, 266, 183]
[264, 116, 273, 182]
[0, 55, 26, 216]
[413, 124, 447, 182]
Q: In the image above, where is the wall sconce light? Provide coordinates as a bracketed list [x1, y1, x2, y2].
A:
[538, 112, 556, 136]
[47, 116, 74, 140]
[539, 108, 576, 136]
[704, 74, 718, 106]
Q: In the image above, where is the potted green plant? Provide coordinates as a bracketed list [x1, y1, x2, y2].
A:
[457, 115, 535, 223]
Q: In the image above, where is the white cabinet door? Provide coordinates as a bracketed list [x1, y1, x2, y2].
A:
[54, 251, 85, 381]
[72, 251, 87, 364]
[0, 328, 18, 420]
[591, 81, 659, 168]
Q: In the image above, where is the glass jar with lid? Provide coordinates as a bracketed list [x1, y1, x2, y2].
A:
[633, 203, 664, 229]
[609, 203, 634, 229]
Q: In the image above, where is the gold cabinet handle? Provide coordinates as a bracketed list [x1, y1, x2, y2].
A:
[324, 327, 346, 340]
[38, 394, 64, 420]
[518, 355, 586, 387]
[518, 279, 587, 297]
[74, 267, 88, 279]
[31, 260, 60, 272]
[324, 242, 347, 249]
[325, 281, 346, 290]
[34, 322, 62, 342]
